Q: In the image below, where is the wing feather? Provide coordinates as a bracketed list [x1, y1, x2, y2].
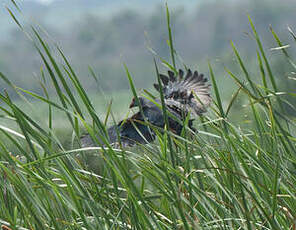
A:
[160, 69, 211, 117]
[159, 74, 169, 85]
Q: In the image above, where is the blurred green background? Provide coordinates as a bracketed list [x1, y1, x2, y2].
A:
[0, 0, 295, 143]
[1, 2, 296, 228]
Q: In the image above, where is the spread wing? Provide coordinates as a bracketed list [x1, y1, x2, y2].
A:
[81, 68, 210, 147]
[154, 69, 211, 117]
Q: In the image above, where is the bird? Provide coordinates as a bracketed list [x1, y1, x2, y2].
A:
[80, 68, 211, 148]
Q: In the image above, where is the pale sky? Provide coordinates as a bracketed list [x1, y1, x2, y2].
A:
[25, 0, 57, 4]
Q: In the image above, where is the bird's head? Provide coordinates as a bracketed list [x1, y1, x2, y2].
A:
[129, 97, 149, 109]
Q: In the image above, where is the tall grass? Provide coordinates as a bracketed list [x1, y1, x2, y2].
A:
[0, 2, 295, 230]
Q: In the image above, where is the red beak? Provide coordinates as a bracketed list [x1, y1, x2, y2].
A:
[129, 99, 135, 108]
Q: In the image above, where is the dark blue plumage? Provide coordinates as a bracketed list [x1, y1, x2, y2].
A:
[81, 69, 211, 147]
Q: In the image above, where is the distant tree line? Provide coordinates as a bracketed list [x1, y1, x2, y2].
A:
[0, 0, 295, 104]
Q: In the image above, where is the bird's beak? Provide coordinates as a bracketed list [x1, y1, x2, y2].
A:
[129, 101, 134, 109]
